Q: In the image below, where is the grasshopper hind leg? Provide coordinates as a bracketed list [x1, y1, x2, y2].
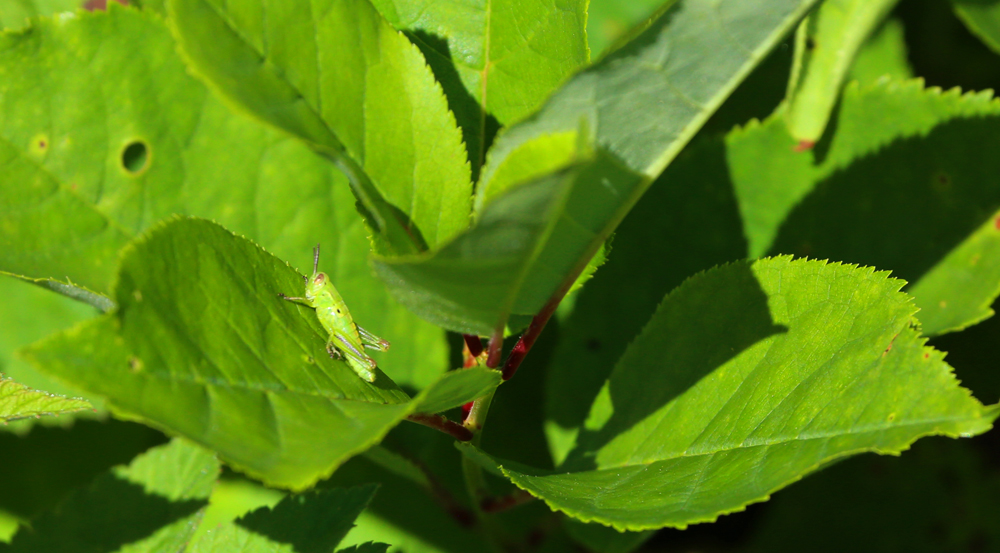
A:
[331, 333, 377, 382]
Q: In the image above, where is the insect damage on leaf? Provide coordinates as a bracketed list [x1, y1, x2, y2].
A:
[279, 245, 390, 382]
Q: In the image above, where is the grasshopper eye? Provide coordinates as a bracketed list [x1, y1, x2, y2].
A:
[314, 273, 326, 285]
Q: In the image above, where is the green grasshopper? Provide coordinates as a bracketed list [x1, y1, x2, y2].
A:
[279, 245, 390, 382]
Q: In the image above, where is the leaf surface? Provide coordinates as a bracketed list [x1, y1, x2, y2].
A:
[0, 377, 91, 423]
[470, 257, 995, 530]
[374, 0, 820, 334]
[166, 0, 472, 253]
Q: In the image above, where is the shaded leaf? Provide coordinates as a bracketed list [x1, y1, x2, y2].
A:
[190, 486, 377, 553]
[327, 451, 489, 553]
[1, 439, 218, 552]
[469, 257, 994, 530]
[953, 0, 1000, 55]
[370, 0, 588, 127]
[338, 543, 390, 553]
[743, 437, 1000, 553]
[0, 377, 91, 423]
[166, 0, 472, 253]
[376, 0, 820, 334]
[731, 80, 1000, 335]
[544, 135, 747, 466]
[0, 420, 168, 522]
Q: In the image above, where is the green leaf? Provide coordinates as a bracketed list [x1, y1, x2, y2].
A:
[730, 80, 1000, 335]
[0, 0, 78, 30]
[376, 0, 820, 334]
[189, 486, 378, 553]
[953, 0, 1000, 55]
[370, 0, 588, 127]
[23, 218, 413, 490]
[23, 218, 493, 490]
[0, 276, 105, 433]
[1, 439, 219, 552]
[414, 367, 501, 415]
[470, 257, 995, 531]
[166, 0, 472, 253]
[0, 376, 91, 423]
[544, 135, 748, 466]
[373, 154, 596, 335]
[2, 272, 114, 313]
[847, 17, 914, 86]
[0, 6, 447, 390]
[784, 0, 899, 146]
[585, 0, 662, 57]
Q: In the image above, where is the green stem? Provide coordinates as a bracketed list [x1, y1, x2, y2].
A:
[461, 388, 507, 551]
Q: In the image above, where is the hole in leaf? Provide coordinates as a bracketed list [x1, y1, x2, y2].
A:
[121, 141, 149, 174]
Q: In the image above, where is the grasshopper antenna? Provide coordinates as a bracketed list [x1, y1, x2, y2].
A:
[313, 244, 321, 274]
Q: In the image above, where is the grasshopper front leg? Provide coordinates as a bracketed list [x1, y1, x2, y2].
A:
[278, 293, 313, 308]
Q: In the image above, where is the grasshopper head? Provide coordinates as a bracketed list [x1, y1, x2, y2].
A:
[305, 272, 328, 300]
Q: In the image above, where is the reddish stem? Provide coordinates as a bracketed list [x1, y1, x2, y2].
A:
[463, 334, 484, 358]
[480, 490, 536, 513]
[502, 297, 561, 381]
[485, 328, 504, 368]
[407, 413, 473, 441]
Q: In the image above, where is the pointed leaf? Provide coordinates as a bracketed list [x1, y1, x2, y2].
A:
[370, 0, 588, 132]
[23, 218, 415, 490]
[469, 257, 995, 530]
[373, 154, 595, 335]
[376, 0, 820, 334]
[414, 367, 501, 415]
[730, 80, 1000, 335]
[0, 377, 91, 423]
[166, 0, 472, 252]
[2, 439, 218, 552]
[0, 7, 447, 389]
[953, 0, 1000, 55]
[338, 543, 390, 553]
[190, 486, 378, 553]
